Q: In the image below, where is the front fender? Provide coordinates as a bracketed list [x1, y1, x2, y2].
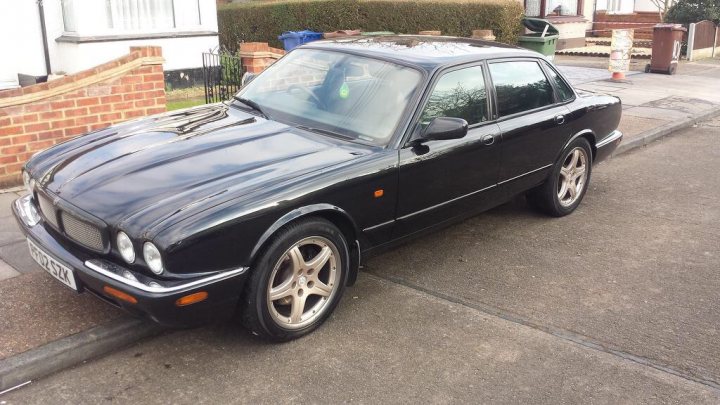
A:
[249, 203, 359, 259]
[249, 204, 362, 286]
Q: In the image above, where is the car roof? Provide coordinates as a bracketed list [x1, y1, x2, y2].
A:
[302, 35, 540, 70]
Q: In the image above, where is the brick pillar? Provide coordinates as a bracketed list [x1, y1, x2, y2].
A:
[239, 42, 286, 74]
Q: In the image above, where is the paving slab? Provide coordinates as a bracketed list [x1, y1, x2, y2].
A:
[0, 240, 41, 274]
[365, 122, 720, 386]
[623, 105, 698, 120]
[0, 258, 20, 281]
[557, 65, 641, 85]
[0, 272, 123, 360]
[0, 193, 20, 218]
[2, 274, 718, 404]
[628, 75, 720, 105]
[0, 215, 25, 247]
[643, 95, 717, 114]
[618, 115, 672, 141]
[607, 90, 671, 107]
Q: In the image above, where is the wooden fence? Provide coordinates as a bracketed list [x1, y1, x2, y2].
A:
[687, 20, 718, 61]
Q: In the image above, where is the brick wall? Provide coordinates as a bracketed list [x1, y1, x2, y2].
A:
[0, 46, 166, 187]
[239, 42, 286, 74]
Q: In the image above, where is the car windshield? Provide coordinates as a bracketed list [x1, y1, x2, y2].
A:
[235, 49, 423, 145]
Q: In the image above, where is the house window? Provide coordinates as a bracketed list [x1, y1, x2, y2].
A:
[61, 0, 202, 35]
[62, 0, 78, 32]
[107, 0, 201, 30]
[525, 0, 583, 17]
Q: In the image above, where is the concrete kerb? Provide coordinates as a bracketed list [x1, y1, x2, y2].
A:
[0, 104, 717, 397]
[0, 318, 165, 393]
[614, 108, 720, 156]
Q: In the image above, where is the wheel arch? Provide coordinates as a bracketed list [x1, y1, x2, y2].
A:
[249, 204, 362, 286]
[561, 129, 597, 162]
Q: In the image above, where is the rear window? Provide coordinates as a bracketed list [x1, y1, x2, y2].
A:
[543, 61, 575, 102]
[489, 61, 554, 117]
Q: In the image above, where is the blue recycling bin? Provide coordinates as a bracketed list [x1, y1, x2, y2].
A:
[278, 30, 323, 51]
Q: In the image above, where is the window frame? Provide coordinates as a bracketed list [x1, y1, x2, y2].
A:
[60, 0, 204, 37]
[524, 0, 585, 18]
[486, 57, 570, 122]
[402, 61, 494, 148]
[538, 60, 577, 104]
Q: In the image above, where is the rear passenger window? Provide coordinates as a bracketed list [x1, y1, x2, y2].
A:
[420, 66, 488, 126]
[543, 62, 575, 102]
[489, 61, 554, 117]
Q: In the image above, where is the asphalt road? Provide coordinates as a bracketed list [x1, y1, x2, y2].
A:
[3, 118, 719, 404]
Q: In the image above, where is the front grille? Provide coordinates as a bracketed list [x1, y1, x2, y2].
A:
[60, 211, 105, 251]
[37, 193, 59, 228]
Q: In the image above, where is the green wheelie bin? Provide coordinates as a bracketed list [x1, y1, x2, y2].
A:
[517, 18, 560, 60]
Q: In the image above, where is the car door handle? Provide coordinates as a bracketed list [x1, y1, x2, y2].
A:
[555, 115, 566, 125]
[481, 134, 496, 146]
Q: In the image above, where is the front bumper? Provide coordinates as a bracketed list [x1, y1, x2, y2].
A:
[12, 195, 249, 328]
[594, 129, 623, 164]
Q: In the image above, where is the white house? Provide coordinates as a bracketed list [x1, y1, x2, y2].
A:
[595, 0, 670, 14]
[0, 0, 220, 90]
[523, 0, 596, 49]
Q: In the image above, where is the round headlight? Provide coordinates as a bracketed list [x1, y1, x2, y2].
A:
[143, 242, 164, 275]
[116, 232, 135, 264]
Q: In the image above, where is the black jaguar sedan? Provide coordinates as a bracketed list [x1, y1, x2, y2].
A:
[14, 36, 622, 340]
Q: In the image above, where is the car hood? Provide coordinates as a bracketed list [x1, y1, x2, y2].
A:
[28, 103, 368, 234]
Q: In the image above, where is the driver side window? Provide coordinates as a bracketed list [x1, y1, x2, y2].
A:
[420, 66, 488, 127]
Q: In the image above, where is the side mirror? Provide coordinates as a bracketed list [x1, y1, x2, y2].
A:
[241, 72, 257, 87]
[417, 117, 468, 143]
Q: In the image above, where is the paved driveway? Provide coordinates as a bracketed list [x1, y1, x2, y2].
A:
[4, 118, 720, 404]
[557, 65, 641, 85]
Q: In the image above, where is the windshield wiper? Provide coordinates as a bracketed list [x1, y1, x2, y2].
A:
[232, 96, 270, 119]
[295, 125, 356, 141]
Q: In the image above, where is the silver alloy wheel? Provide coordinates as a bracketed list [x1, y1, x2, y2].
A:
[557, 147, 588, 207]
[266, 236, 341, 329]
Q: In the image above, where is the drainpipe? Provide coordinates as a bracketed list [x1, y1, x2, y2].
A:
[37, 0, 52, 75]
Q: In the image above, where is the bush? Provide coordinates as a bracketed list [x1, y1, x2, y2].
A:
[218, 0, 525, 53]
[664, 0, 720, 24]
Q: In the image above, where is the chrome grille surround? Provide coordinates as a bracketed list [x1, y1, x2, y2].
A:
[60, 212, 105, 251]
[37, 193, 59, 228]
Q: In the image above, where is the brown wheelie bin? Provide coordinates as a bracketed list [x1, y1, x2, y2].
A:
[646, 24, 686, 75]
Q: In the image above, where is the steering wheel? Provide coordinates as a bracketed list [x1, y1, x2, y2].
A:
[287, 84, 326, 109]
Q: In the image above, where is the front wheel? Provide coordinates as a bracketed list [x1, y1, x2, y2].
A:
[528, 137, 592, 217]
[241, 217, 349, 341]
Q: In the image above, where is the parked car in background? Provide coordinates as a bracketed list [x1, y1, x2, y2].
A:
[14, 36, 622, 341]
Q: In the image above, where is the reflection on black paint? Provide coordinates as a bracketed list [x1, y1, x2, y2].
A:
[421, 66, 488, 125]
[490, 61, 554, 117]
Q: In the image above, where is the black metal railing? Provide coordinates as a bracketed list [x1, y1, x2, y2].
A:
[202, 52, 245, 104]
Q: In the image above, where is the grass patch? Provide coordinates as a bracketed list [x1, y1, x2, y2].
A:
[166, 98, 206, 111]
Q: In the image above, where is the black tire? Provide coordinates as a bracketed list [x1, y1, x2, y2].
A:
[527, 137, 593, 217]
[241, 217, 349, 341]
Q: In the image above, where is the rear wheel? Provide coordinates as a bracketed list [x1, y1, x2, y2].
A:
[241, 217, 348, 341]
[528, 137, 592, 217]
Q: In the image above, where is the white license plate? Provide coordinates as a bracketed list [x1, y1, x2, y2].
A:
[28, 238, 78, 291]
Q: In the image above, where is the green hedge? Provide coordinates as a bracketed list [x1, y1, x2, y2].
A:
[218, 0, 524, 53]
